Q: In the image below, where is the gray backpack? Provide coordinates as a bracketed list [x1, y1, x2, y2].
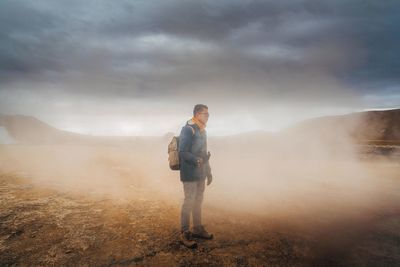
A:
[168, 126, 195, 170]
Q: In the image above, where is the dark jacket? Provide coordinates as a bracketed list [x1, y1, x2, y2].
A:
[178, 119, 212, 182]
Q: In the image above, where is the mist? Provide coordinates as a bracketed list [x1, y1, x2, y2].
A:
[1, 116, 398, 223]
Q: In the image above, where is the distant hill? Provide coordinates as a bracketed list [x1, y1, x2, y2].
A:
[283, 109, 400, 145]
[1, 109, 399, 146]
[0, 114, 160, 147]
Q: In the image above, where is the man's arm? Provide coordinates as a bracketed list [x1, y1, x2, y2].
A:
[179, 126, 199, 164]
[205, 156, 212, 185]
[205, 159, 212, 177]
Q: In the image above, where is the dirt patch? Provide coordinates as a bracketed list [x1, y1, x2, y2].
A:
[1, 171, 399, 266]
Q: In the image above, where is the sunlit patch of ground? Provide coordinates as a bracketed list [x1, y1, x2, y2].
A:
[1, 166, 399, 266]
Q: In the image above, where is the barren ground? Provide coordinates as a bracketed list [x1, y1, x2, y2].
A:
[0, 144, 399, 266]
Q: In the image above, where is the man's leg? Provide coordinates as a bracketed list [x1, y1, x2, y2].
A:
[180, 181, 197, 232]
[192, 179, 205, 228]
[191, 179, 213, 239]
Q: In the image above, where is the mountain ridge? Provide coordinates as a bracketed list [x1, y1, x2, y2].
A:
[0, 109, 399, 145]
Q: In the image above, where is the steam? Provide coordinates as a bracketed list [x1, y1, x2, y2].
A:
[0, 116, 398, 224]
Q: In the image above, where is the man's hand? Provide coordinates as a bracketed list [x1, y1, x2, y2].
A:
[195, 157, 203, 167]
[206, 174, 213, 186]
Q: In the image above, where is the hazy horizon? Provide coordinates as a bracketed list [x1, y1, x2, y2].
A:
[0, 106, 399, 137]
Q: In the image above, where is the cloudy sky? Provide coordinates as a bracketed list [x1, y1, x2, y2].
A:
[0, 0, 399, 136]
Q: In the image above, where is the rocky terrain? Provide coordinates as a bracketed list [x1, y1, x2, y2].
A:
[0, 153, 399, 266]
[0, 109, 399, 266]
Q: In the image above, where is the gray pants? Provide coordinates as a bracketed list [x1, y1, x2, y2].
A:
[180, 179, 206, 232]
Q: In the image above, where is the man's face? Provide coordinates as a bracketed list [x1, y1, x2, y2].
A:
[195, 108, 209, 124]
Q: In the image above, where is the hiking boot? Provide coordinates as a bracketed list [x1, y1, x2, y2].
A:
[180, 230, 197, 248]
[192, 225, 214, 240]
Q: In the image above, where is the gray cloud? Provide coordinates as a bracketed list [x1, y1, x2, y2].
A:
[0, 0, 399, 134]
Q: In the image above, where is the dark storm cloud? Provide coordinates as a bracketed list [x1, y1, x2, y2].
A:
[0, 0, 399, 104]
[0, 1, 59, 76]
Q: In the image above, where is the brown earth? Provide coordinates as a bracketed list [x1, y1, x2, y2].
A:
[0, 109, 399, 266]
[1, 163, 399, 266]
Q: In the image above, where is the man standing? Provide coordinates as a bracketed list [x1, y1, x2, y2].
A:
[178, 104, 213, 248]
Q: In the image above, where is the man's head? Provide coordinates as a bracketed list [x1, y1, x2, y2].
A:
[193, 104, 209, 124]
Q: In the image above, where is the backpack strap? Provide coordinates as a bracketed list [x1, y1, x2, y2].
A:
[188, 125, 195, 135]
